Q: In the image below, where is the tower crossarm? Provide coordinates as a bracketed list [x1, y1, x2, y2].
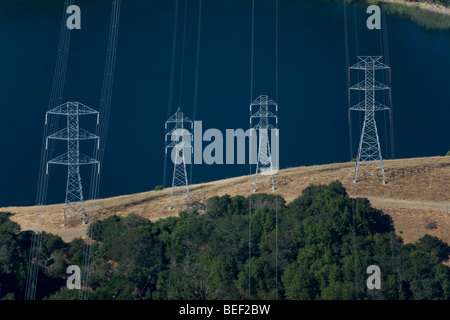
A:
[250, 109, 277, 119]
[165, 107, 193, 125]
[165, 116, 193, 124]
[349, 56, 390, 70]
[165, 127, 193, 140]
[47, 127, 99, 141]
[48, 152, 99, 166]
[350, 100, 390, 112]
[165, 128, 192, 153]
[46, 101, 99, 116]
[349, 80, 390, 91]
[252, 122, 276, 130]
[250, 95, 277, 106]
[165, 140, 192, 151]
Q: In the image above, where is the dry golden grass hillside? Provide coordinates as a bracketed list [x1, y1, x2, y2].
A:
[2, 156, 449, 246]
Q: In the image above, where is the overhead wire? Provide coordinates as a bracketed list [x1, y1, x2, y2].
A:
[37, 0, 73, 207]
[163, 0, 178, 298]
[89, 0, 121, 201]
[173, 0, 190, 300]
[178, 0, 188, 109]
[248, 0, 255, 300]
[189, 0, 202, 186]
[352, 1, 363, 137]
[160, 0, 183, 299]
[343, 0, 360, 299]
[162, 0, 180, 195]
[379, 4, 403, 298]
[274, 0, 279, 300]
[81, 0, 121, 300]
[179, 0, 190, 299]
[25, 0, 74, 300]
[378, 9, 389, 160]
[344, 0, 353, 162]
[184, 0, 203, 300]
[247, 0, 279, 300]
[344, 0, 402, 299]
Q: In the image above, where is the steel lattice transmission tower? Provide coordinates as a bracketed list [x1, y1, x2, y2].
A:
[46, 102, 100, 226]
[165, 107, 193, 210]
[250, 95, 278, 192]
[349, 56, 391, 184]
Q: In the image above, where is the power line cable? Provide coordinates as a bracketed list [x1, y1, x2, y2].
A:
[81, 0, 121, 300]
[25, 0, 74, 300]
[248, 0, 255, 300]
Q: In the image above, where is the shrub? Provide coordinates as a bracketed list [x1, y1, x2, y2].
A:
[446, 151, 450, 156]
[425, 221, 437, 230]
[154, 185, 163, 191]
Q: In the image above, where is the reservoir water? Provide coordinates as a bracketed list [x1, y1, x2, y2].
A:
[0, 0, 448, 207]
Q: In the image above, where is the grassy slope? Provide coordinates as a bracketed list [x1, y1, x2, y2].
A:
[2, 156, 450, 247]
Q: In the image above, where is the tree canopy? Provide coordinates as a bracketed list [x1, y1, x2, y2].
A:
[1, 181, 450, 300]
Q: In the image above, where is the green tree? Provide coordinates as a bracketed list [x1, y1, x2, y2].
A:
[282, 264, 317, 299]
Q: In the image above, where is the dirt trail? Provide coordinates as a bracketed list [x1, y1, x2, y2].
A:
[366, 196, 449, 212]
[2, 156, 450, 244]
[362, 196, 450, 244]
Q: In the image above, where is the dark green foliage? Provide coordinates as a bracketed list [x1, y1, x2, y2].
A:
[72, 181, 444, 300]
[67, 237, 85, 267]
[415, 234, 450, 261]
[0, 213, 27, 300]
[0, 213, 68, 300]
[1, 181, 450, 300]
